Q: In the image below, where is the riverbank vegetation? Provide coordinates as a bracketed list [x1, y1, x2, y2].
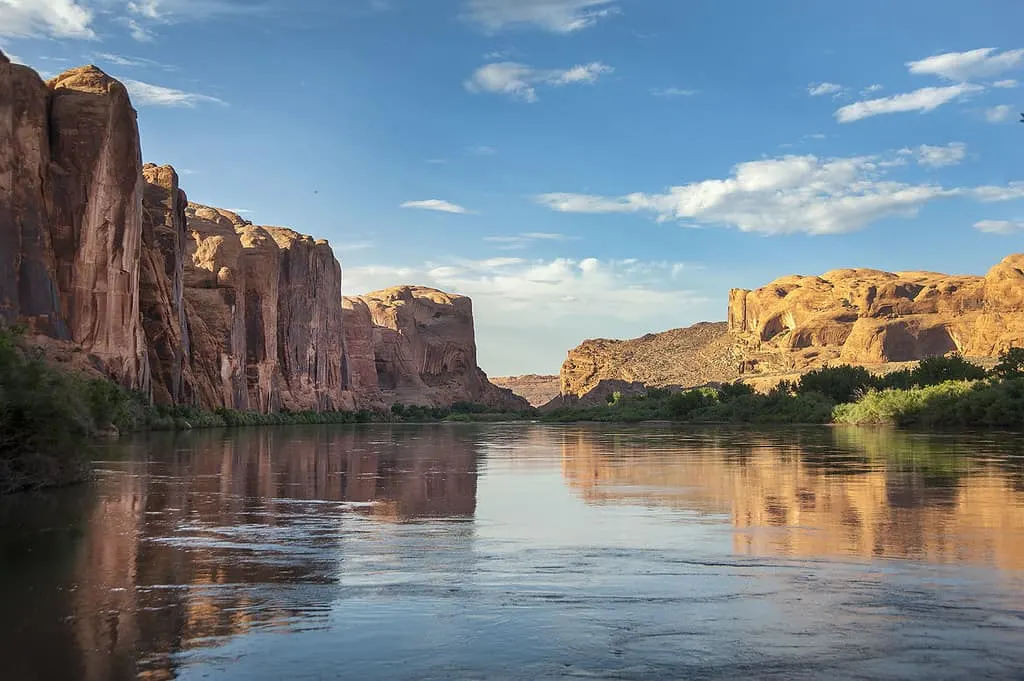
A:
[541, 350, 1024, 430]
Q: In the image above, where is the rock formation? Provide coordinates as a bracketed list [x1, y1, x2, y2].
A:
[728, 255, 1024, 372]
[182, 204, 357, 413]
[489, 375, 561, 407]
[345, 287, 529, 410]
[2, 55, 515, 414]
[1, 56, 148, 390]
[557, 255, 1024, 400]
[559, 322, 743, 398]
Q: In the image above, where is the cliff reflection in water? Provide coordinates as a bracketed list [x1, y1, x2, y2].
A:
[561, 427, 1024, 570]
[0, 425, 480, 681]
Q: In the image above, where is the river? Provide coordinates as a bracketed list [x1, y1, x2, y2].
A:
[2, 424, 1023, 680]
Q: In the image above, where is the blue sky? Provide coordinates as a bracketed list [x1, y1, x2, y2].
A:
[2, 0, 1023, 376]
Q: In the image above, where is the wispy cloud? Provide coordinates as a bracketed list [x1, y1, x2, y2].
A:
[0, 0, 95, 39]
[463, 0, 618, 33]
[651, 87, 698, 97]
[400, 199, 473, 214]
[808, 82, 844, 97]
[534, 148, 1024, 236]
[912, 142, 967, 168]
[93, 52, 176, 70]
[467, 145, 498, 156]
[425, 158, 448, 164]
[985, 104, 1013, 123]
[122, 78, 226, 107]
[974, 220, 1024, 235]
[835, 84, 983, 123]
[484, 232, 576, 248]
[908, 47, 1024, 81]
[993, 79, 1019, 88]
[465, 60, 612, 102]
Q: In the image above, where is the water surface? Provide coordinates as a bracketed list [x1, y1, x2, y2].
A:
[2, 424, 1024, 680]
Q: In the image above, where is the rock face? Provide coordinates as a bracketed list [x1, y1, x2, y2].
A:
[182, 204, 355, 412]
[140, 164, 194, 406]
[559, 322, 742, 398]
[728, 255, 1024, 372]
[346, 287, 530, 410]
[0, 57, 148, 390]
[489, 375, 561, 407]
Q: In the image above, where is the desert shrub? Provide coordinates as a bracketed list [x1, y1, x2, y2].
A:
[910, 354, 987, 385]
[833, 380, 979, 426]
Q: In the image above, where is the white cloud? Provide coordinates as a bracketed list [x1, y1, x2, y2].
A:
[535, 149, 1024, 236]
[465, 60, 612, 102]
[913, 142, 967, 168]
[464, 0, 618, 33]
[425, 158, 448, 164]
[344, 256, 712, 374]
[0, 0, 95, 39]
[467, 145, 497, 155]
[861, 84, 884, 95]
[993, 79, 1019, 88]
[908, 47, 1024, 81]
[835, 84, 983, 123]
[808, 82, 843, 97]
[122, 78, 226, 107]
[400, 199, 473, 214]
[124, 18, 154, 41]
[974, 220, 1024, 235]
[985, 104, 1013, 123]
[484, 232, 576, 248]
[651, 87, 698, 97]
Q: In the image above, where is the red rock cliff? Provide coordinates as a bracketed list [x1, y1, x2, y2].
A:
[0, 56, 148, 390]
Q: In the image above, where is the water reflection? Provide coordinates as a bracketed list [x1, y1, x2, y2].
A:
[560, 426, 1024, 570]
[2, 424, 1023, 681]
[1, 425, 481, 681]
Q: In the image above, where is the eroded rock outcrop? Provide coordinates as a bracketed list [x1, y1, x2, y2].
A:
[728, 255, 1024, 372]
[1, 56, 148, 389]
[349, 286, 529, 410]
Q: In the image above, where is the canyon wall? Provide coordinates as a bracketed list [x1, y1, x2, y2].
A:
[1, 56, 148, 390]
[489, 375, 561, 407]
[1, 55, 515, 413]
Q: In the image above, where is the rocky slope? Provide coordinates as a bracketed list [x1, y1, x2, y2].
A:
[345, 287, 529, 410]
[558, 255, 1024, 399]
[1, 55, 514, 413]
[559, 322, 743, 398]
[489, 375, 561, 407]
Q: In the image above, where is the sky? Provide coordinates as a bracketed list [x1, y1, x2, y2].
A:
[2, 0, 1023, 377]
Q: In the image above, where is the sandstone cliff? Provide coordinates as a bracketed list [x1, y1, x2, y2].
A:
[1, 56, 148, 390]
[2, 55, 514, 414]
[728, 254, 1024, 372]
[182, 203, 356, 412]
[489, 375, 561, 407]
[345, 286, 529, 410]
[557, 255, 1024, 400]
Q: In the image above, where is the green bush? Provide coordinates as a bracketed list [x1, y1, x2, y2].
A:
[797, 365, 874, 403]
[994, 347, 1024, 379]
[910, 354, 987, 385]
[833, 380, 979, 426]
